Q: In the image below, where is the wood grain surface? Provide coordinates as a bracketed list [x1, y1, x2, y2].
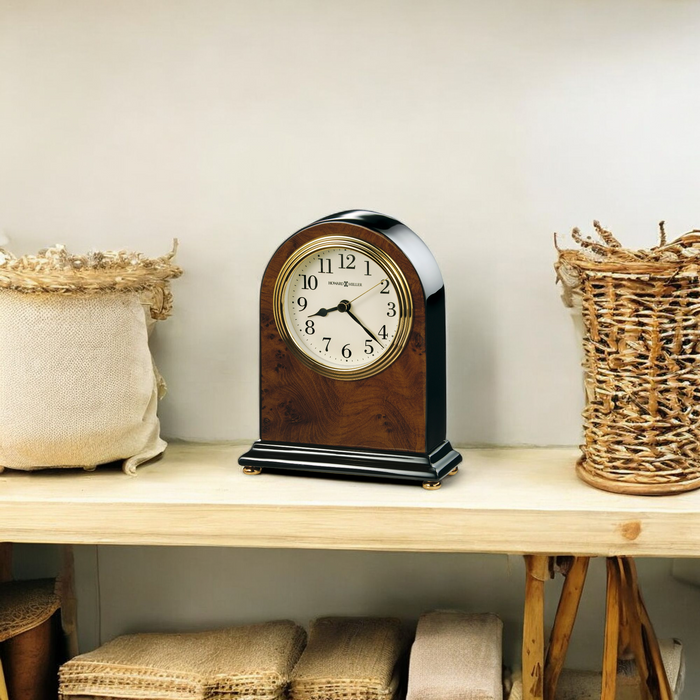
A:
[543, 556, 589, 699]
[522, 555, 549, 700]
[1, 443, 700, 555]
[259, 222, 428, 452]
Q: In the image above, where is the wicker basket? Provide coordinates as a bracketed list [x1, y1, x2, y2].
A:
[556, 221, 700, 495]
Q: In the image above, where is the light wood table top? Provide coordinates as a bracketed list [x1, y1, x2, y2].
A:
[1, 443, 698, 556]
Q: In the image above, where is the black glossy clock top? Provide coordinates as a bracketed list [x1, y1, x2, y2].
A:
[308, 210, 445, 299]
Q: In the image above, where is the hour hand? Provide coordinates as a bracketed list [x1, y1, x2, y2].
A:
[308, 305, 339, 318]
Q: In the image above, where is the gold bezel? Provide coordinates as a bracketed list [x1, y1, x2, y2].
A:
[273, 236, 414, 381]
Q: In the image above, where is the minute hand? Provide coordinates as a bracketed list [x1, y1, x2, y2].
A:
[345, 309, 385, 348]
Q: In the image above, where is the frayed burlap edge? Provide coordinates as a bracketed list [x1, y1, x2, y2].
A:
[291, 672, 400, 700]
[0, 242, 182, 294]
[0, 578, 60, 643]
[290, 618, 404, 700]
[60, 622, 307, 700]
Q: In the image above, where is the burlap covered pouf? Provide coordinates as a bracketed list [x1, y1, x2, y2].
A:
[59, 620, 306, 700]
[0, 244, 181, 475]
[0, 579, 62, 700]
[507, 638, 685, 699]
[290, 618, 404, 700]
[406, 612, 503, 700]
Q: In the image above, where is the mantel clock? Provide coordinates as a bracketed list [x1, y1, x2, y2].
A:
[239, 210, 461, 489]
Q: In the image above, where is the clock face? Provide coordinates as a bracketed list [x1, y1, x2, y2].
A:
[273, 236, 413, 380]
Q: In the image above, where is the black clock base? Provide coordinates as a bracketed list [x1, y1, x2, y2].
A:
[238, 440, 462, 486]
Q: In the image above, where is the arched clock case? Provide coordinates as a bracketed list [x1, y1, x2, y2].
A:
[239, 210, 461, 488]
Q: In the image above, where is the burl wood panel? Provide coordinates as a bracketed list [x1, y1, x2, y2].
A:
[260, 222, 427, 453]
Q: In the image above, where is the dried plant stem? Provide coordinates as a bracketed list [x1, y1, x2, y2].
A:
[658, 221, 667, 248]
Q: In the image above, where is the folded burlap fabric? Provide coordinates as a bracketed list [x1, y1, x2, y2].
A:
[59, 620, 306, 700]
[60, 695, 288, 700]
[406, 611, 502, 700]
[507, 638, 685, 700]
[0, 579, 60, 643]
[61, 697, 288, 700]
[290, 617, 405, 700]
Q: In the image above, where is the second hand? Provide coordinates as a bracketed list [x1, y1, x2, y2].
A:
[347, 279, 388, 305]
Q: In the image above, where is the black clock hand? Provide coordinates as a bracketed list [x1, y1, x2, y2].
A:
[308, 305, 340, 318]
[344, 308, 385, 348]
[308, 279, 388, 318]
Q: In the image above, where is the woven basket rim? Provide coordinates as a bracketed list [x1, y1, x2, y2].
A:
[557, 255, 700, 276]
[555, 224, 700, 277]
[576, 459, 700, 496]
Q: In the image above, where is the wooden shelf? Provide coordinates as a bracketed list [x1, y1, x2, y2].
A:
[1, 443, 698, 556]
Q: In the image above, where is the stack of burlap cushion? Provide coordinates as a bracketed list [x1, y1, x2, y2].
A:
[406, 611, 503, 700]
[290, 617, 405, 700]
[59, 620, 306, 700]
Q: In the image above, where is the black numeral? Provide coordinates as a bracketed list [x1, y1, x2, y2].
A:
[365, 261, 371, 276]
[378, 325, 388, 340]
[339, 253, 355, 269]
[342, 344, 352, 358]
[319, 258, 332, 274]
[387, 302, 397, 317]
[301, 275, 318, 290]
[297, 297, 307, 311]
[322, 337, 331, 352]
[380, 279, 390, 294]
[305, 320, 315, 335]
[364, 340, 374, 354]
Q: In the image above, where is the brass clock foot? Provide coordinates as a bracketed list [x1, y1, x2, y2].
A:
[448, 466, 459, 477]
[242, 466, 263, 476]
[422, 480, 442, 490]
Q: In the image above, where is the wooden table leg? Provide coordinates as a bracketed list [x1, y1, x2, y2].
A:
[544, 556, 590, 699]
[621, 558, 673, 700]
[532, 555, 673, 700]
[617, 558, 652, 700]
[523, 555, 550, 700]
[601, 558, 622, 700]
[56, 545, 79, 659]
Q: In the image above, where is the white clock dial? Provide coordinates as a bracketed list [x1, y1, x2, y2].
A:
[283, 246, 401, 370]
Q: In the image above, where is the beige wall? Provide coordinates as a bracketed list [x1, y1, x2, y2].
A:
[5, 0, 700, 447]
[4, 0, 700, 693]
